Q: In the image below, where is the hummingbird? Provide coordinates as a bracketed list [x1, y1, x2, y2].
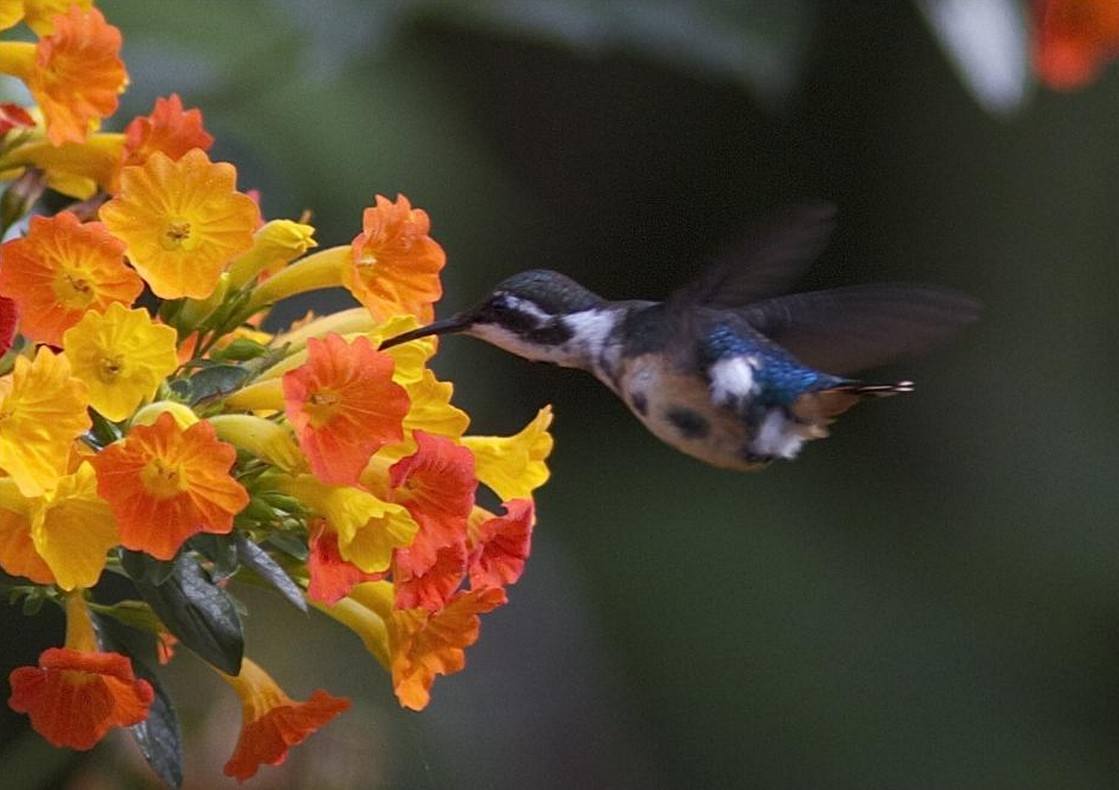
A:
[381, 203, 980, 470]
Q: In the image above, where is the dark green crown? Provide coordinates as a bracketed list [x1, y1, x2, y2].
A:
[492, 269, 605, 315]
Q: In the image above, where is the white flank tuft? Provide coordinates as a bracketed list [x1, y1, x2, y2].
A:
[751, 409, 807, 460]
[709, 356, 756, 406]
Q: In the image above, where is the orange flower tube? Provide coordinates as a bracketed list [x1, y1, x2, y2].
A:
[220, 658, 350, 782]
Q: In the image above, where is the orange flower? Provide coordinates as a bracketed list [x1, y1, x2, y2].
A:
[0, 7, 128, 145]
[9, 648, 154, 749]
[99, 149, 260, 299]
[386, 431, 476, 608]
[90, 412, 249, 560]
[1034, 0, 1119, 88]
[221, 658, 350, 782]
[468, 498, 535, 591]
[0, 212, 142, 346]
[395, 541, 468, 612]
[8, 593, 153, 750]
[343, 194, 445, 321]
[306, 518, 384, 604]
[283, 334, 409, 486]
[122, 93, 214, 169]
[389, 587, 506, 711]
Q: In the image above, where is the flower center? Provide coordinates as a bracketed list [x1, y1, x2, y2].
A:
[161, 218, 194, 251]
[305, 389, 342, 427]
[97, 355, 124, 382]
[54, 270, 94, 309]
[140, 457, 185, 499]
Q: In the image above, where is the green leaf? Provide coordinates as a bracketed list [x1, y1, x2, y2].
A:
[210, 337, 269, 361]
[132, 669, 184, 789]
[21, 593, 44, 616]
[237, 496, 282, 524]
[131, 553, 244, 675]
[96, 618, 184, 789]
[174, 364, 251, 405]
[121, 549, 178, 587]
[88, 409, 123, 447]
[87, 600, 164, 634]
[265, 530, 309, 561]
[235, 534, 307, 612]
[189, 534, 239, 582]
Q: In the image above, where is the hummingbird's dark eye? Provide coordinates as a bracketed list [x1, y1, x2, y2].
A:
[477, 293, 514, 322]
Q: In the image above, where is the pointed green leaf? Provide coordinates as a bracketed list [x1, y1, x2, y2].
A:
[95, 618, 184, 789]
[121, 549, 178, 586]
[184, 364, 251, 404]
[235, 534, 307, 612]
[265, 530, 309, 561]
[131, 553, 244, 675]
[189, 534, 239, 582]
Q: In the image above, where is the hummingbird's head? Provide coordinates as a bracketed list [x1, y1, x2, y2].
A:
[380, 269, 609, 365]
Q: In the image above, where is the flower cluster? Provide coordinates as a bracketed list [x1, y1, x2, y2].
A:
[0, 4, 552, 785]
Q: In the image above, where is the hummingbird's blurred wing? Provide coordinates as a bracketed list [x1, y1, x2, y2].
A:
[740, 284, 981, 375]
[667, 201, 836, 311]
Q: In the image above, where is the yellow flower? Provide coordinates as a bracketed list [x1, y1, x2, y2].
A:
[462, 406, 554, 500]
[99, 149, 260, 299]
[403, 370, 470, 439]
[23, 0, 94, 35]
[226, 219, 317, 289]
[0, 462, 117, 590]
[62, 303, 178, 421]
[276, 474, 417, 573]
[0, 348, 90, 497]
[0, 1, 23, 31]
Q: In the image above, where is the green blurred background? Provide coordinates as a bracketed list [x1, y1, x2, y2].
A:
[5, 0, 1119, 787]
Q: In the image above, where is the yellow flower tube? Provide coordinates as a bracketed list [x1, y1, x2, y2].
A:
[131, 400, 198, 429]
[271, 307, 376, 353]
[208, 414, 303, 472]
[223, 378, 283, 412]
[227, 220, 317, 290]
[311, 593, 391, 668]
[1, 134, 125, 200]
[0, 41, 35, 82]
[244, 245, 349, 313]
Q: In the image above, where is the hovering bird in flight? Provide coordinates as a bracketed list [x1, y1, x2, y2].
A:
[381, 203, 980, 470]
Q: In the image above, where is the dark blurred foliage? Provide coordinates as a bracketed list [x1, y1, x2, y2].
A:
[4, 0, 1119, 787]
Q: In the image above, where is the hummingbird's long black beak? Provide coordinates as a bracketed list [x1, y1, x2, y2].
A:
[379, 314, 473, 350]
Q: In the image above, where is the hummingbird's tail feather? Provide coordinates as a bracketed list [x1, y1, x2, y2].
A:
[791, 380, 913, 423]
[842, 380, 915, 397]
